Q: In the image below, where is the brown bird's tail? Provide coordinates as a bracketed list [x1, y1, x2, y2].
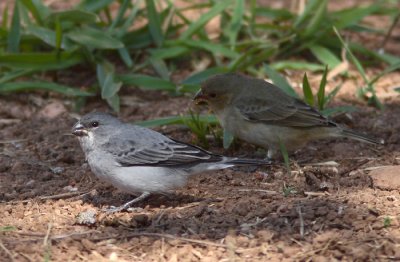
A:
[341, 129, 384, 145]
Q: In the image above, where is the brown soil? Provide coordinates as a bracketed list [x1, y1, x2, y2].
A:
[1, 83, 400, 261]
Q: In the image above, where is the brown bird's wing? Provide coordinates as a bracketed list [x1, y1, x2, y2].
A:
[235, 97, 336, 127]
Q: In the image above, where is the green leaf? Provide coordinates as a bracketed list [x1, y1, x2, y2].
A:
[369, 61, 400, 86]
[226, 0, 244, 48]
[303, 0, 327, 38]
[317, 66, 328, 110]
[78, 0, 114, 12]
[117, 47, 133, 68]
[7, 1, 21, 53]
[0, 81, 93, 96]
[223, 129, 234, 149]
[149, 46, 189, 60]
[264, 63, 298, 98]
[135, 114, 218, 128]
[67, 26, 124, 49]
[271, 60, 324, 71]
[278, 138, 290, 174]
[332, 5, 380, 29]
[254, 7, 293, 20]
[0, 52, 83, 70]
[19, 0, 50, 25]
[96, 62, 122, 99]
[302, 73, 314, 106]
[325, 83, 343, 106]
[183, 39, 238, 58]
[309, 45, 341, 69]
[180, 1, 231, 39]
[149, 57, 170, 80]
[46, 10, 98, 25]
[181, 67, 228, 85]
[118, 74, 176, 92]
[1, 4, 8, 30]
[26, 25, 70, 49]
[0, 69, 35, 84]
[146, 0, 163, 47]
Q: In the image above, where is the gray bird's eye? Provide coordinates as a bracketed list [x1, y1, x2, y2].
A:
[91, 121, 99, 127]
[209, 93, 217, 98]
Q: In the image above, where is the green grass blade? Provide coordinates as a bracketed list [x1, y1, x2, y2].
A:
[271, 60, 324, 71]
[325, 83, 343, 106]
[117, 47, 133, 68]
[149, 57, 170, 80]
[19, 0, 50, 25]
[264, 63, 298, 98]
[109, 0, 130, 30]
[181, 67, 228, 85]
[135, 114, 218, 128]
[226, 0, 244, 48]
[78, 0, 114, 13]
[317, 66, 328, 110]
[146, 0, 164, 47]
[333, 27, 368, 83]
[278, 138, 290, 174]
[182, 39, 238, 58]
[0, 52, 83, 70]
[26, 25, 70, 49]
[118, 74, 176, 92]
[0, 81, 93, 96]
[67, 26, 124, 49]
[2, 4, 9, 30]
[332, 5, 380, 30]
[302, 73, 314, 106]
[7, 1, 21, 53]
[96, 62, 122, 99]
[46, 10, 98, 25]
[55, 17, 62, 50]
[180, 1, 231, 39]
[303, 0, 327, 38]
[0, 69, 36, 84]
[369, 61, 400, 86]
[309, 45, 341, 69]
[149, 46, 189, 60]
[223, 129, 234, 149]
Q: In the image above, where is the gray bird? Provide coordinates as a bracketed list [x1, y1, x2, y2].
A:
[194, 73, 384, 159]
[72, 112, 269, 212]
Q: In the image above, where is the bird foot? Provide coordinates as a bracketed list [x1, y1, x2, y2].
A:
[102, 192, 151, 213]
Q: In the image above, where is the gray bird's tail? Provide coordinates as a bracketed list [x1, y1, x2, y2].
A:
[341, 129, 384, 145]
[224, 157, 271, 166]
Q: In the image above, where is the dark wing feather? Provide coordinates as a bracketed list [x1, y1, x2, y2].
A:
[235, 97, 336, 127]
[103, 137, 223, 167]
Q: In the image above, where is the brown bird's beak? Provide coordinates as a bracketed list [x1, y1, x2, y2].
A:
[193, 89, 208, 105]
[72, 122, 88, 137]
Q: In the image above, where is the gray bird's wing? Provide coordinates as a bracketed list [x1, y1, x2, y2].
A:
[103, 135, 223, 168]
[235, 97, 335, 127]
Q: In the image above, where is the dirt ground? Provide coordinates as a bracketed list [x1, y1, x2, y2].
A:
[1, 1, 400, 262]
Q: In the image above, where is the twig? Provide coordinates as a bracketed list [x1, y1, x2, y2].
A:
[238, 189, 277, 194]
[304, 191, 330, 197]
[296, 206, 304, 238]
[92, 232, 227, 248]
[0, 240, 15, 262]
[43, 223, 52, 246]
[0, 139, 27, 144]
[380, 13, 400, 50]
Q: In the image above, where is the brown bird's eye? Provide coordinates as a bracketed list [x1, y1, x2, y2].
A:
[91, 121, 99, 127]
[209, 93, 217, 98]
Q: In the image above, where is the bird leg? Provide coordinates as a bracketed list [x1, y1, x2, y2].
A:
[103, 192, 151, 213]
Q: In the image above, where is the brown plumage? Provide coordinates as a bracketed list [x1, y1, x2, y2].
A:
[194, 73, 384, 158]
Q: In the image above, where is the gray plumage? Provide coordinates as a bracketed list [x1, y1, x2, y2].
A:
[72, 112, 269, 212]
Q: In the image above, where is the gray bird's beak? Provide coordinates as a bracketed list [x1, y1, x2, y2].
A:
[193, 89, 207, 104]
[72, 122, 88, 137]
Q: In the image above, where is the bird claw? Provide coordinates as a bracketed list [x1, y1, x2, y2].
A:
[102, 205, 126, 213]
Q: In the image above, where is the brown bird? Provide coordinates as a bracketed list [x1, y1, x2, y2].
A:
[194, 73, 383, 159]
